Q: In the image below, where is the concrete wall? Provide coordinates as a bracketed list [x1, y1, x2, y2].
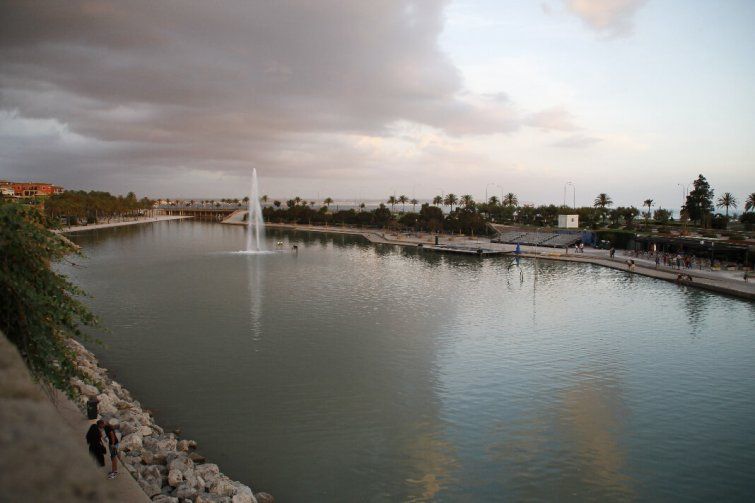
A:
[0, 330, 127, 502]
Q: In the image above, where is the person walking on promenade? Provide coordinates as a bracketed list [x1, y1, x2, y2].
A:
[676, 254, 682, 269]
[610, 247, 615, 259]
[655, 255, 660, 268]
[579, 242, 584, 253]
[104, 420, 121, 478]
[745, 270, 750, 283]
[86, 419, 106, 467]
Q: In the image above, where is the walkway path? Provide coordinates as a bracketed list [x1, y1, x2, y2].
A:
[0, 330, 149, 502]
[59, 215, 191, 233]
[254, 223, 755, 300]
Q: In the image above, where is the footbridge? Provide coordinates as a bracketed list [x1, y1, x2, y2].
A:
[157, 205, 242, 221]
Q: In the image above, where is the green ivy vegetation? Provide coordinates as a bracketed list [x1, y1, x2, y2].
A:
[0, 202, 98, 396]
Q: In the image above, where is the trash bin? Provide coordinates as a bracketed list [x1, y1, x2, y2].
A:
[86, 397, 99, 420]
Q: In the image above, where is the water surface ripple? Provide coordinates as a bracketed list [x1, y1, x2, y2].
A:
[63, 221, 755, 502]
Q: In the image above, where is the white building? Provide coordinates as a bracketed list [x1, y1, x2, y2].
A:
[558, 214, 579, 228]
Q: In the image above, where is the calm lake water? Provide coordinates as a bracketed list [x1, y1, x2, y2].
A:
[62, 220, 755, 502]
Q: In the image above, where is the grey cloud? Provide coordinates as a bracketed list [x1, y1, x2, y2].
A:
[0, 0, 572, 194]
[563, 0, 647, 38]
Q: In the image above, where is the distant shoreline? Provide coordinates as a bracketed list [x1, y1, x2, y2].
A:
[255, 222, 755, 301]
[58, 215, 191, 233]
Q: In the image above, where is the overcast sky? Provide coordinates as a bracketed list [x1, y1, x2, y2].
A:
[1, 0, 753, 210]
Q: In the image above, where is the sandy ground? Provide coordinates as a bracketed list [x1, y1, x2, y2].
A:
[59, 215, 190, 233]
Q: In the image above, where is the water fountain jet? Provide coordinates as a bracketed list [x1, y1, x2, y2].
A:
[245, 168, 266, 252]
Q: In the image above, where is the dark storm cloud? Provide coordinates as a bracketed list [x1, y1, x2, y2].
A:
[0, 1, 558, 193]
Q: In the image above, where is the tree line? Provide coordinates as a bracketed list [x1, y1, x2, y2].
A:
[44, 190, 154, 226]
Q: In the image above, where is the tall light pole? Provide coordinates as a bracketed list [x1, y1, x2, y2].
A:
[570, 182, 576, 209]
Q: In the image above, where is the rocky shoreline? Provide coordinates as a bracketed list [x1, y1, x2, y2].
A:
[68, 339, 273, 503]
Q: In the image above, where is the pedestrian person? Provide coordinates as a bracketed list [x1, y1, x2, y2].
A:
[745, 270, 750, 283]
[655, 255, 660, 268]
[86, 419, 106, 467]
[579, 242, 584, 253]
[676, 254, 682, 269]
[609, 247, 615, 259]
[104, 420, 121, 478]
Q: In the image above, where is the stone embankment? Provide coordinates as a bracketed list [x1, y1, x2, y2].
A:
[68, 339, 273, 503]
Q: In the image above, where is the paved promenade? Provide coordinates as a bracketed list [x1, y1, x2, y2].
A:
[259, 223, 754, 300]
[0, 330, 148, 502]
[59, 215, 190, 233]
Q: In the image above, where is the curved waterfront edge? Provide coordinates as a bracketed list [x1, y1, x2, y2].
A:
[67, 339, 274, 503]
[251, 222, 755, 301]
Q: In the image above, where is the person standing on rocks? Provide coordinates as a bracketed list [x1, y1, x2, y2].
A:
[86, 419, 106, 467]
[104, 420, 121, 479]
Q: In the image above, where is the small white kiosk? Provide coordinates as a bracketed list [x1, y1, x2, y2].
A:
[558, 214, 579, 228]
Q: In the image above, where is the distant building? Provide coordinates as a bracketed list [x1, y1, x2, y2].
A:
[8, 182, 64, 198]
[0, 181, 14, 197]
[558, 214, 579, 228]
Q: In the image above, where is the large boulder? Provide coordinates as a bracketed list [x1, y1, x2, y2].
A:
[168, 453, 194, 473]
[120, 432, 143, 452]
[196, 463, 220, 486]
[95, 393, 118, 415]
[197, 494, 232, 503]
[145, 435, 178, 454]
[175, 481, 197, 500]
[210, 477, 238, 497]
[254, 493, 274, 503]
[167, 469, 183, 487]
[151, 496, 179, 503]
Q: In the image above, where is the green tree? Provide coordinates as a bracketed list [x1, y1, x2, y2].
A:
[460, 194, 475, 208]
[745, 193, 755, 212]
[443, 193, 458, 210]
[683, 174, 714, 226]
[0, 204, 98, 395]
[503, 193, 518, 207]
[643, 198, 654, 226]
[323, 197, 334, 210]
[488, 195, 499, 206]
[653, 208, 672, 224]
[387, 195, 397, 212]
[432, 195, 443, 206]
[398, 195, 409, 212]
[593, 193, 613, 224]
[410, 198, 419, 212]
[716, 192, 737, 220]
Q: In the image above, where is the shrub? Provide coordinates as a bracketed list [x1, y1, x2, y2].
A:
[0, 203, 97, 395]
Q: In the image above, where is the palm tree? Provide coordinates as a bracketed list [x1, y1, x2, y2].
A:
[443, 193, 458, 211]
[488, 195, 499, 206]
[432, 195, 443, 206]
[643, 198, 654, 226]
[593, 193, 613, 223]
[323, 197, 333, 210]
[293, 196, 302, 206]
[261, 194, 269, 204]
[359, 202, 366, 212]
[503, 193, 518, 207]
[410, 198, 419, 212]
[716, 192, 737, 219]
[387, 195, 397, 212]
[398, 195, 409, 212]
[460, 194, 475, 208]
[745, 193, 755, 212]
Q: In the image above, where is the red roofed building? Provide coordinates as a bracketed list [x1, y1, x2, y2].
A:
[10, 182, 64, 198]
